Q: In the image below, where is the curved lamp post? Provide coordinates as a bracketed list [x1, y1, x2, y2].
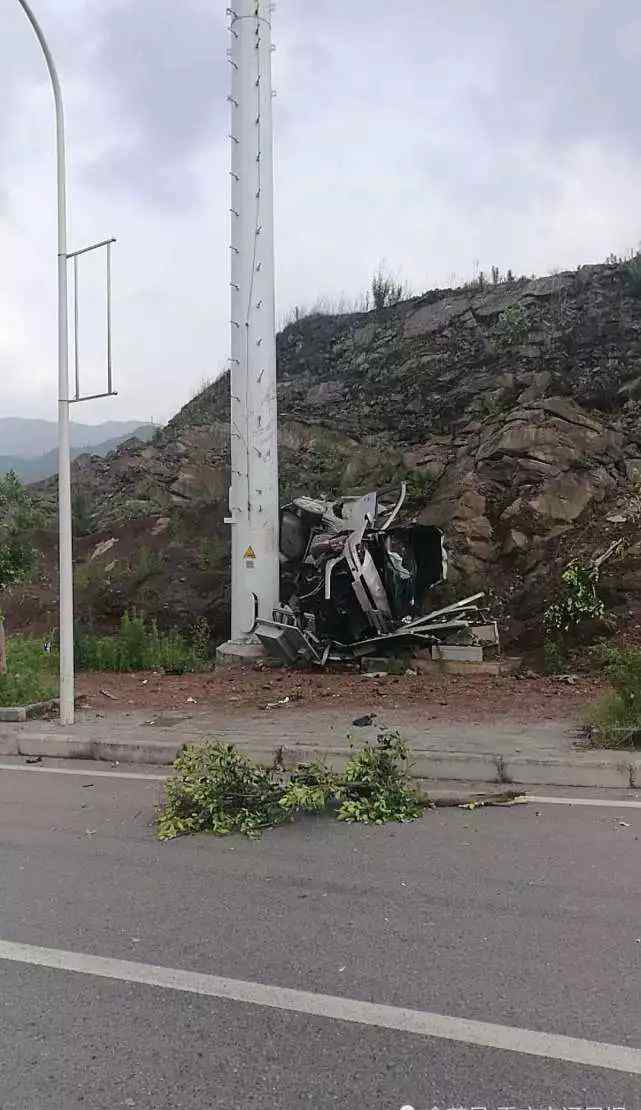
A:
[16, 0, 74, 723]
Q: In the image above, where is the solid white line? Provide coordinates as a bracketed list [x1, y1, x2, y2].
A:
[527, 795, 641, 809]
[0, 939, 640, 1075]
[1, 765, 641, 807]
[0, 763, 167, 782]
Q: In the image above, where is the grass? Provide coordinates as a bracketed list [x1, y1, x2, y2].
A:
[585, 645, 641, 748]
[74, 611, 211, 674]
[0, 636, 58, 708]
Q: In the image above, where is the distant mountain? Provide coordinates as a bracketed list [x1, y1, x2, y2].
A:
[0, 424, 157, 483]
[0, 417, 152, 459]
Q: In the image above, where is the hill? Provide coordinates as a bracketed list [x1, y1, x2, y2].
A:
[0, 418, 153, 459]
[0, 425, 157, 484]
[6, 258, 641, 650]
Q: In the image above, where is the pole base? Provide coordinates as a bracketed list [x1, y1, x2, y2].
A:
[216, 639, 267, 666]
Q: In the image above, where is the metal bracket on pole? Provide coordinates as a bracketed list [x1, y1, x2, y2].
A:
[65, 237, 118, 404]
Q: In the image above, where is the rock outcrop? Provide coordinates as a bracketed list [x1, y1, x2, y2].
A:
[13, 260, 641, 646]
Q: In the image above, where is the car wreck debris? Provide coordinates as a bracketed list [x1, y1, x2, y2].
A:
[253, 483, 500, 666]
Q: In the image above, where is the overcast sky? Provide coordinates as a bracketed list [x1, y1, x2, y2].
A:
[1, 0, 640, 427]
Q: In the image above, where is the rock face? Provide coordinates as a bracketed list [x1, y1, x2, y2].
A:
[13, 260, 641, 645]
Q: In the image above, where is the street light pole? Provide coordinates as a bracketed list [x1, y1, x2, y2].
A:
[16, 0, 75, 724]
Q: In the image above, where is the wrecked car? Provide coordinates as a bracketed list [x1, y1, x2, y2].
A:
[254, 483, 498, 665]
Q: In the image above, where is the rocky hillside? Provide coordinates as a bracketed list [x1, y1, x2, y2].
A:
[8, 259, 641, 648]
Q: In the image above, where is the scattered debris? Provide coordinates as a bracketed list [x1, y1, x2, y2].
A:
[100, 688, 118, 701]
[90, 537, 118, 561]
[352, 714, 377, 727]
[253, 484, 500, 666]
[262, 696, 291, 710]
[24, 755, 42, 765]
[186, 696, 197, 704]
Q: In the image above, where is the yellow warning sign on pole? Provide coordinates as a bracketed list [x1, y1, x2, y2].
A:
[243, 545, 256, 560]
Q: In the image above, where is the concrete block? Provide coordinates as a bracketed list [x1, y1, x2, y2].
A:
[471, 622, 500, 645]
[417, 659, 501, 676]
[501, 755, 631, 789]
[18, 735, 95, 760]
[432, 644, 484, 663]
[410, 750, 501, 783]
[0, 734, 19, 756]
[360, 657, 407, 675]
[93, 739, 183, 766]
[0, 707, 26, 722]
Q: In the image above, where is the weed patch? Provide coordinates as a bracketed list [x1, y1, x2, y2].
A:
[0, 636, 57, 707]
[75, 611, 211, 674]
[585, 645, 641, 748]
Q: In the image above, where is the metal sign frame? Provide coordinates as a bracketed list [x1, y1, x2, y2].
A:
[66, 237, 117, 405]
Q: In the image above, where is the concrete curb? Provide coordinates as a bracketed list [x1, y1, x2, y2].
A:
[0, 700, 59, 723]
[2, 733, 641, 789]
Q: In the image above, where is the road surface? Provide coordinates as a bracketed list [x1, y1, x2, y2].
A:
[0, 759, 639, 1109]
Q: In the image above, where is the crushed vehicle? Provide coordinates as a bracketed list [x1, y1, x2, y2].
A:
[253, 483, 499, 665]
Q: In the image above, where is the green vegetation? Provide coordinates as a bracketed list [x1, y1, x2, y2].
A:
[0, 636, 57, 708]
[0, 471, 41, 589]
[371, 266, 408, 311]
[585, 645, 641, 748]
[497, 303, 529, 343]
[542, 639, 568, 675]
[544, 560, 606, 641]
[75, 611, 211, 674]
[623, 255, 641, 299]
[156, 730, 424, 841]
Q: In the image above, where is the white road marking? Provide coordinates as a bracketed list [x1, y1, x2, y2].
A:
[0, 762, 167, 781]
[527, 795, 641, 809]
[0, 938, 640, 1075]
[1, 763, 640, 809]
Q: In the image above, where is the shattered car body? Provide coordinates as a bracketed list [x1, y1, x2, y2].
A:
[254, 483, 497, 665]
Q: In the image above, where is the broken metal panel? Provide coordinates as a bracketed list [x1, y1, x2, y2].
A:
[254, 484, 499, 665]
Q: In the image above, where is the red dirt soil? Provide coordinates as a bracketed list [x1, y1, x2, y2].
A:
[75, 665, 606, 724]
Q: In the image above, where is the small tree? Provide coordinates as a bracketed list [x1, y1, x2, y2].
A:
[371, 265, 406, 311]
[0, 472, 42, 666]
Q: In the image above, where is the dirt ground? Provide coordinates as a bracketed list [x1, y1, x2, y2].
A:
[75, 664, 606, 725]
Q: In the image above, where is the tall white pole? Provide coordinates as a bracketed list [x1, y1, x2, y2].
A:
[225, 0, 280, 647]
[17, 0, 74, 723]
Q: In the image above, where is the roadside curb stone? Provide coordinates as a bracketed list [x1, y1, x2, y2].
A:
[2, 729, 641, 790]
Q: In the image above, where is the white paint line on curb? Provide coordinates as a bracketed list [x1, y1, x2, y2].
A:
[1, 939, 640, 1075]
[0, 762, 168, 782]
[2, 764, 641, 808]
[526, 795, 641, 809]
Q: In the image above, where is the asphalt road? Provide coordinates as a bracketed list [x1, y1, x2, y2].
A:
[1, 760, 640, 1109]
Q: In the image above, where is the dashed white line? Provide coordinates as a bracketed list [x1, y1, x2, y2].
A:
[0, 938, 640, 1074]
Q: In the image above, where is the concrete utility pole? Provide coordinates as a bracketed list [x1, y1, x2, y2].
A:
[16, 0, 74, 723]
[219, 0, 280, 659]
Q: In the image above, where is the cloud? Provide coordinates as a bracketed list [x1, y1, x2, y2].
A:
[1, 0, 641, 427]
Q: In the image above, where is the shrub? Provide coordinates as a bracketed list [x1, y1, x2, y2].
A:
[157, 731, 424, 840]
[0, 636, 57, 708]
[542, 640, 568, 675]
[497, 303, 529, 344]
[544, 560, 605, 641]
[371, 266, 408, 311]
[0, 471, 40, 589]
[585, 646, 641, 748]
[623, 255, 641, 299]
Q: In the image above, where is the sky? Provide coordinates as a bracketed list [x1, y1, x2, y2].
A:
[1, 0, 641, 427]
